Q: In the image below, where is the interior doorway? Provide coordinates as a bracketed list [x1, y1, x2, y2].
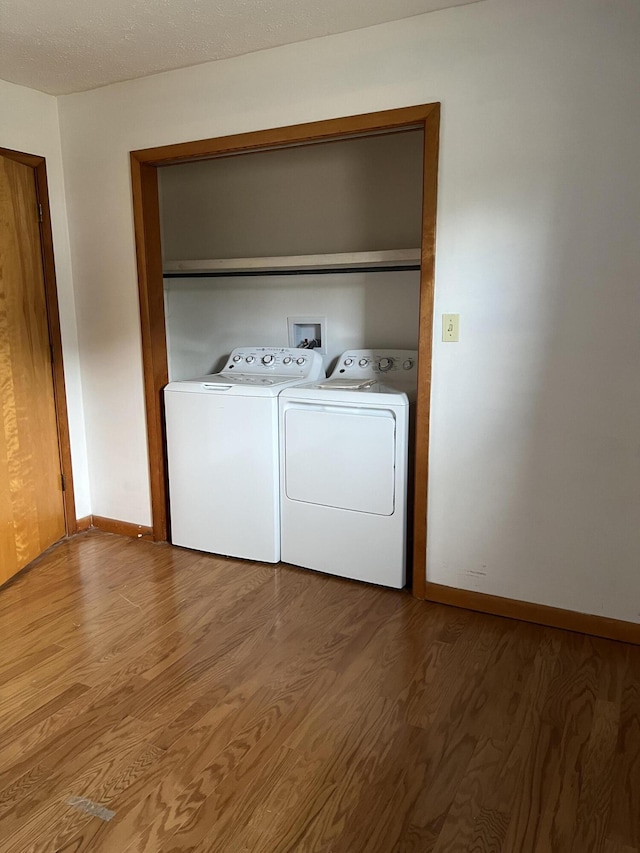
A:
[0, 147, 76, 585]
[130, 104, 440, 598]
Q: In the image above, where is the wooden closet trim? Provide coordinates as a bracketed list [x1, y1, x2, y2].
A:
[130, 103, 441, 597]
[0, 146, 77, 535]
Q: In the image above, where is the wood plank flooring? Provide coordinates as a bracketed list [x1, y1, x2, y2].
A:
[0, 531, 639, 852]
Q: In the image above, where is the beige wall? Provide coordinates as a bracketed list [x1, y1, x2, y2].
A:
[0, 79, 90, 517]
[159, 131, 424, 259]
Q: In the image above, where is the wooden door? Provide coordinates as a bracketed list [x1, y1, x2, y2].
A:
[0, 154, 66, 584]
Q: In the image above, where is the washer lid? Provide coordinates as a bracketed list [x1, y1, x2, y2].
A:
[212, 372, 294, 386]
[165, 372, 316, 396]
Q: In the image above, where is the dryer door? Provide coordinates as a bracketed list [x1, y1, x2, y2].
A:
[283, 403, 396, 516]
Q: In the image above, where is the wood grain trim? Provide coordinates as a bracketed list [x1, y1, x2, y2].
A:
[75, 515, 92, 532]
[130, 155, 168, 542]
[33, 161, 77, 535]
[425, 582, 640, 645]
[0, 146, 42, 169]
[131, 104, 437, 166]
[91, 515, 153, 540]
[412, 104, 441, 600]
[0, 147, 77, 536]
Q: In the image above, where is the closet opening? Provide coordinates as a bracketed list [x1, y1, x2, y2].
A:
[131, 103, 440, 598]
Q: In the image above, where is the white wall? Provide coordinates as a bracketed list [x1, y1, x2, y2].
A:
[57, 0, 640, 621]
[0, 80, 90, 518]
[164, 271, 421, 380]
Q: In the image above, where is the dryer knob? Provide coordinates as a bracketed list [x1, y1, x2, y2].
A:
[378, 357, 393, 372]
[358, 358, 369, 367]
[282, 356, 292, 365]
[262, 355, 274, 365]
[403, 359, 414, 370]
[296, 357, 306, 365]
[232, 355, 242, 362]
[343, 358, 353, 366]
[245, 355, 255, 363]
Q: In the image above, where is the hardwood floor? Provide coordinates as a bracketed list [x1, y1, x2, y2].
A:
[0, 531, 639, 852]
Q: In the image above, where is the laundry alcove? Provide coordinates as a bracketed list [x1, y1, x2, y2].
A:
[130, 104, 440, 597]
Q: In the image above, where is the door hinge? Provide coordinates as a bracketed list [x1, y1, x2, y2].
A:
[61, 474, 66, 492]
[38, 203, 43, 223]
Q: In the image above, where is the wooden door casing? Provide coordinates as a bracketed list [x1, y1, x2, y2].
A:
[130, 104, 441, 602]
[0, 154, 66, 583]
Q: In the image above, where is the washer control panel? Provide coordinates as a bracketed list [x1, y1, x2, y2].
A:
[222, 346, 324, 380]
[332, 349, 418, 390]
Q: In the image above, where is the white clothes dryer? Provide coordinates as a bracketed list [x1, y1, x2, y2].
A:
[164, 346, 324, 563]
[279, 349, 418, 588]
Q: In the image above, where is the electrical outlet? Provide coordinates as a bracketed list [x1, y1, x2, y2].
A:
[442, 313, 459, 342]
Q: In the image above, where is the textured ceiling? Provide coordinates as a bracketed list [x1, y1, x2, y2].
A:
[0, 0, 484, 95]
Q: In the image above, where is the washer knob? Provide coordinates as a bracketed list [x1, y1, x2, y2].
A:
[232, 355, 242, 362]
[282, 356, 292, 365]
[403, 359, 414, 370]
[245, 355, 255, 364]
[296, 357, 306, 365]
[343, 358, 353, 366]
[378, 357, 393, 372]
[358, 358, 369, 367]
[262, 354, 274, 365]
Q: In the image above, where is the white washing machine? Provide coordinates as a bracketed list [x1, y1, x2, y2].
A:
[279, 349, 418, 588]
[164, 346, 324, 563]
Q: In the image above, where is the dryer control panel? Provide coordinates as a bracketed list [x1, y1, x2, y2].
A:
[332, 349, 418, 393]
[222, 346, 324, 380]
